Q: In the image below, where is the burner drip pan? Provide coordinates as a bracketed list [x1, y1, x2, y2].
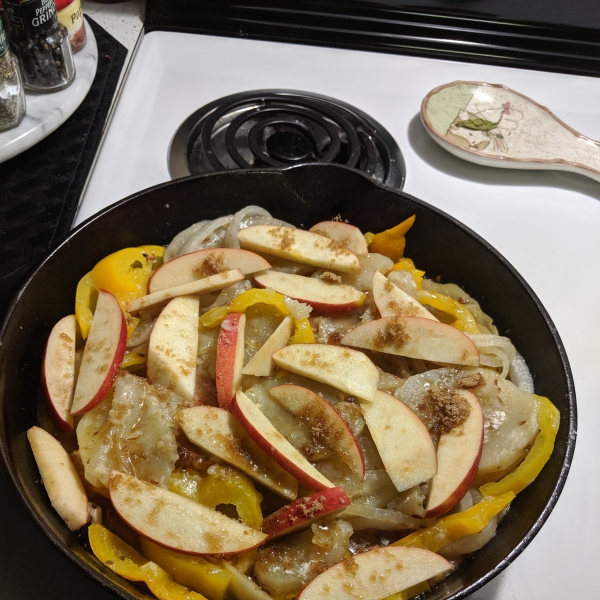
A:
[169, 90, 405, 190]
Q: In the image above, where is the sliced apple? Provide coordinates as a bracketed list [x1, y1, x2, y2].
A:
[42, 314, 77, 431]
[237, 225, 360, 274]
[269, 384, 365, 479]
[27, 426, 89, 531]
[297, 546, 452, 600]
[272, 344, 379, 402]
[242, 315, 294, 377]
[70, 290, 127, 415]
[360, 390, 437, 493]
[262, 487, 350, 539]
[254, 271, 366, 315]
[309, 221, 368, 255]
[230, 391, 335, 492]
[372, 271, 437, 320]
[127, 269, 244, 313]
[147, 295, 199, 404]
[108, 471, 267, 555]
[216, 312, 246, 408]
[149, 248, 270, 293]
[341, 316, 480, 366]
[177, 406, 298, 500]
[425, 389, 484, 518]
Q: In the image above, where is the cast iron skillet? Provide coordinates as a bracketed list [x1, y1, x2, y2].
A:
[0, 164, 576, 600]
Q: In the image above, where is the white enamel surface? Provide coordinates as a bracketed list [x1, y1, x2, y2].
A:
[75, 31, 600, 599]
[0, 21, 98, 164]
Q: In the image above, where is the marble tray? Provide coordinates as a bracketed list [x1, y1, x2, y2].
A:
[0, 20, 98, 164]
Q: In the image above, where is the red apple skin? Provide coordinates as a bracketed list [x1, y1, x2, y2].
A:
[216, 312, 246, 408]
[254, 271, 366, 315]
[148, 248, 270, 293]
[262, 487, 350, 539]
[424, 390, 484, 518]
[230, 391, 335, 492]
[269, 384, 365, 480]
[309, 221, 368, 255]
[70, 290, 127, 415]
[42, 314, 77, 432]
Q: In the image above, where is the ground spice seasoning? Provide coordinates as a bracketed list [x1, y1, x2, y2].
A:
[0, 15, 25, 131]
[4, 0, 75, 92]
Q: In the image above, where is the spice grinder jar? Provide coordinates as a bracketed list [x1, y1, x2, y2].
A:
[3, 0, 75, 93]
[0, 15, 25, 132]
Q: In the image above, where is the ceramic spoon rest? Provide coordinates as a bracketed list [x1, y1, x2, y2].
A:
[421, 81, 600, 183]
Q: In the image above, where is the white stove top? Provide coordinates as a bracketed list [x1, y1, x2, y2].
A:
[77, 30, 600, 599]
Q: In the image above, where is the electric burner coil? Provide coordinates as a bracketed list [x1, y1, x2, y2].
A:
[169, 90, 405, 190]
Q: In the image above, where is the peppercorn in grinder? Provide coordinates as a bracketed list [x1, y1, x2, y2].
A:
[3, 0, 75, 92]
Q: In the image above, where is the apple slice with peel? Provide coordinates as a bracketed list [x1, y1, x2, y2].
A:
[177, 406, 298, 500]
[238, 225, 360, 274]
[127, 269, 244, 313]
[42, 314, 77, 431]
[269, 384, 365, 479]
[149, 248, 270, 293]
[27, 426, 89, 531]
[262, 487, 350, 539]
[298, 546, 452, 600]
[272, 344, 379, 402]
[147, 295, 199, 404]
[242, 315, 294, 377]
[309, 221, 368, 255]
[254, 271, 366, 315]
[231, 391, 335, 492]
[372, 271, 437, 320]
[71, 290, 127, 415]
[360, 391, 437, 493]
[425, 389, 484, 518]
[216, 312, 246, 408]
[108, 471, 267, 555]
[341, 316, 480, 366]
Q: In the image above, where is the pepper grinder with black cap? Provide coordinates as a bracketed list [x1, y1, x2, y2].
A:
[4, 0, 75, 92]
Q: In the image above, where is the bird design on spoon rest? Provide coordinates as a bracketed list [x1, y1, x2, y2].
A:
[421, 81, 600, 183]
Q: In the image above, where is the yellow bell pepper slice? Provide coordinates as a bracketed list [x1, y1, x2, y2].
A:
[199, 289, 291, 329]
[91, 245, 164, 339]
[389, 257, 425, 289]
[199, 306, 229, 328]
[417, 290, 479, 334]
[393, 492, 515, 553]
[480, 396, 560, 497]
[289, 318, 315, 344]
[229, 288, 290, 316]
[88, 523, 209, 600]
[170, 466, 263, 530]
[364, 232, 375, 246]
[139, 538, 232, 600]
[368, 215, 416, 262]
[75, 271, 96, 339]
[121, 351, 147, 369]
